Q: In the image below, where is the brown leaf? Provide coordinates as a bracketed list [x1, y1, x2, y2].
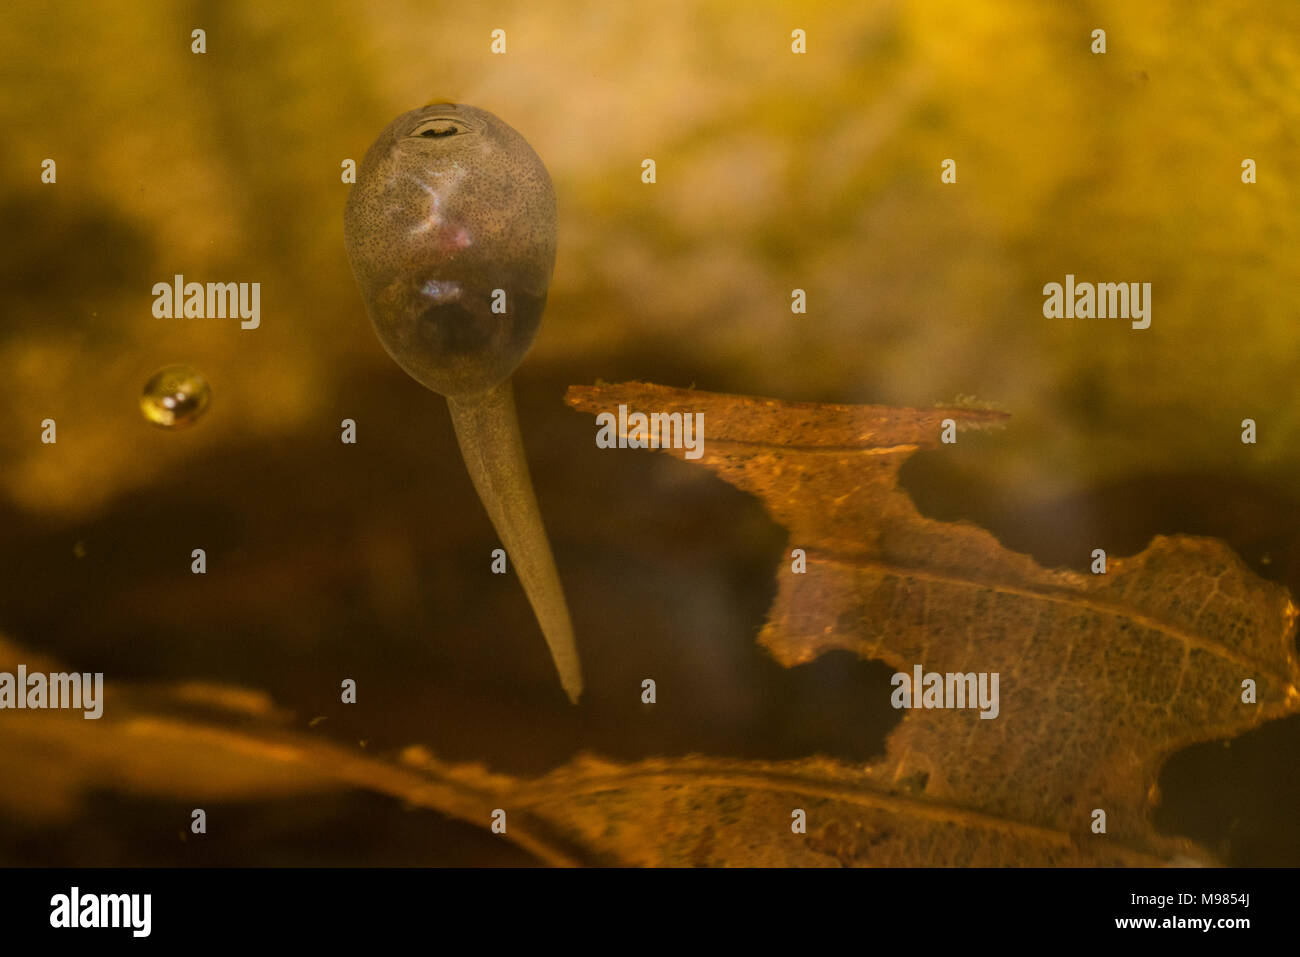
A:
[3, 383, 1295, 866]
[539, 381, 1299, 865]
[0, 633, 581, 867]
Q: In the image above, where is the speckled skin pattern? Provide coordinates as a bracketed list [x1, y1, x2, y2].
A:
[344, 103, 558, 398]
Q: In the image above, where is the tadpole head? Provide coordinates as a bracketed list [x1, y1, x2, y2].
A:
[344, 103, 558, 398]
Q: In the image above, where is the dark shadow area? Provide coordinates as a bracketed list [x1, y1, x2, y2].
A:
[1155, 717, 1300, 867]
[900, 451, 1300, 591]
[0, 790, 542, 866]
[0, 192, 152, 343]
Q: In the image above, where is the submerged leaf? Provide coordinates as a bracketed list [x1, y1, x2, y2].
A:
[548, 382, 1300, 864]
[1, 383, 1295, 866]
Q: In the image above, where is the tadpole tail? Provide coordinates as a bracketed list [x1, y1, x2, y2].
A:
[447, 380, 584, 703]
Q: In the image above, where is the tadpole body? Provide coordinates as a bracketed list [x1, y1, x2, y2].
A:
[344, 103, 582, 703]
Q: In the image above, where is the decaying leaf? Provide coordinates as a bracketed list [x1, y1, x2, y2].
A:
[550, 382, 1300, 864]
[0, 634, 580, 867]
[1, 383, 1296, 866]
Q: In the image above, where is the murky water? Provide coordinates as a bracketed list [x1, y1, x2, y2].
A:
[1, 0, 1297, 866]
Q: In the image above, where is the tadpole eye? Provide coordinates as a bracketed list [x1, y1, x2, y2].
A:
[411, 119, 467, 139]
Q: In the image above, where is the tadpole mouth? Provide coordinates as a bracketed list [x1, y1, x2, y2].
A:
[408, 111, 477, 140]
[417, 124, 460, 139]
[405, 107, 478, 140]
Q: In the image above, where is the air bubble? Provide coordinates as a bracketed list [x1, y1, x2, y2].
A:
[140, 365, 210, 429]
